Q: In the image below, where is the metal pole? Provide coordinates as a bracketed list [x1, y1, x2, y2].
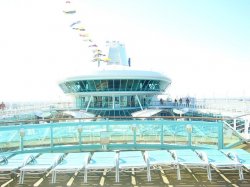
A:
[77, 125, 83, 150]
[188, 132, 192, 147]
[186, 124, 192, 147]
[86, 96, 93, 112]
[131, 125, 137, 145]
[50, 126, 54, 149]
[160, 123, 164, 145]
[19, 128, 25, 151]
[20, 136, 24, 151]
[135, 95, 143, 110]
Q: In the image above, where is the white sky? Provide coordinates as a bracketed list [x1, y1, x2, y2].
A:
[0, 0, 249, 102]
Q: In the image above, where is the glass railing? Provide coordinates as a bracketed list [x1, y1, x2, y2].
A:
[0, 119, 243, 154]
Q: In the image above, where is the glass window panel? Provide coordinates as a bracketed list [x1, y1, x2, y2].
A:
[147, 80, 154, 91]
[154, 80, 160, 90]
[160, 81, 169, 91]
[87, 80, 96, 91]
[94, 80, 101, 91]
[66, 82, 73, 92]
[108, 96, 113, 108]
[74, 81, 81, 92]
[120, 96, 127, 107]
[72, 81, 78, 92]
[68, 82, 77, 92]
[120, 80, 127, 91]
[78, 81, 85, 92]
[148, 80, 159, 91]
[108, 80, 114, 91]
[114, 80, 120, 91]
[59, 83, 69, 93]
[138, 80, 145, 91]
[65, 82, 73, 92]
[142, 80, 149, 91]
[126, 80, 133, 91]
[131, 80, 139, 91]
[101, 80, 108, 91]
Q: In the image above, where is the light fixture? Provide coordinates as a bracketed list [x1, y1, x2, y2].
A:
[77, 125, 83, 134]
[19, 128, 25, 137]
[186, 124, 192, 133]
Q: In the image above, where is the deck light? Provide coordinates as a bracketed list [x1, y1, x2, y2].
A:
[130, 124, 137, 132]
[19, 128, 25, 137]
[77, 125, 83, 134]
[19, 128, 25, 151]
[185, 124, 192, 133]
[186, 124, 192, 147]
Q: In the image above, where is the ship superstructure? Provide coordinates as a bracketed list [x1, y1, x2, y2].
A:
[59, 41, 171, 116]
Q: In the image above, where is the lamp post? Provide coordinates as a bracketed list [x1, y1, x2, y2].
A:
[77, 125, 83, 146]
[186, 124, 192, 147]
[131, 124, 137, 145]
[19, 128, 25, 151]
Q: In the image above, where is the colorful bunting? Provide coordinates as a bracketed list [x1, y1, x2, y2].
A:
[70, 20, 81, 27]
[63, 0, 107, 66]
[63, 10, 76, 14]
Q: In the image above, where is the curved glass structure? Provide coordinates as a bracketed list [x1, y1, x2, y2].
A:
[59, 79, 168, 93]
[58, 42, 171, 117]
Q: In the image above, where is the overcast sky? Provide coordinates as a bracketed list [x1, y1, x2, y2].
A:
[0, 0, 249, 102]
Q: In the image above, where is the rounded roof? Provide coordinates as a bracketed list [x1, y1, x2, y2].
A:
[59, 65, 171, 83]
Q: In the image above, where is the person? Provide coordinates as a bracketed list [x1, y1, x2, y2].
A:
[160, 98, 163, 105]
[186, 97, 190, 107]
[179, 98, 182, 106]
[174, 98, 178, 106]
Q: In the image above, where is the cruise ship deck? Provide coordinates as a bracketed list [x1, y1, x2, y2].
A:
[1, 1, 250, 186]
[1, 117, 250, 187]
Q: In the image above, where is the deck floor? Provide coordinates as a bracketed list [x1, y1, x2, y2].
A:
[1, 167, 250, 187]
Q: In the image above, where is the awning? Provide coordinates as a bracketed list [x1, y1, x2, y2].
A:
[131, 109, 162, 118]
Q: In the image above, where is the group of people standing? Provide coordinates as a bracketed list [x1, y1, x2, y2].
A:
[158, 97, 191, 107]
[174, 97, 190, 107]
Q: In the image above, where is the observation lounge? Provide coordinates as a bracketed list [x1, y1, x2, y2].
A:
[59, 41, 171, 116]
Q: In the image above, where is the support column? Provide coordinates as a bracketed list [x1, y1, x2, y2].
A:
[50, 126, 54, 149]
[86, 96, 93, 112]
[160, 123, 164, 145]
[233, 118, 237, 130]
[112, 95, 115, 109]
[135, 95, 143, 110]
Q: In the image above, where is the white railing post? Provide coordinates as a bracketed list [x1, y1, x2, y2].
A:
[233, 118, 237, 130]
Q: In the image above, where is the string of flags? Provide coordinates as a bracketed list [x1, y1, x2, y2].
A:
[63, 0, 110, 66]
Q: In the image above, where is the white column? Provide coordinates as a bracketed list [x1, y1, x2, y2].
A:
[233, 118, 237, 130]
[86, 96, 93, 112]
[135, 95, 143, 110]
